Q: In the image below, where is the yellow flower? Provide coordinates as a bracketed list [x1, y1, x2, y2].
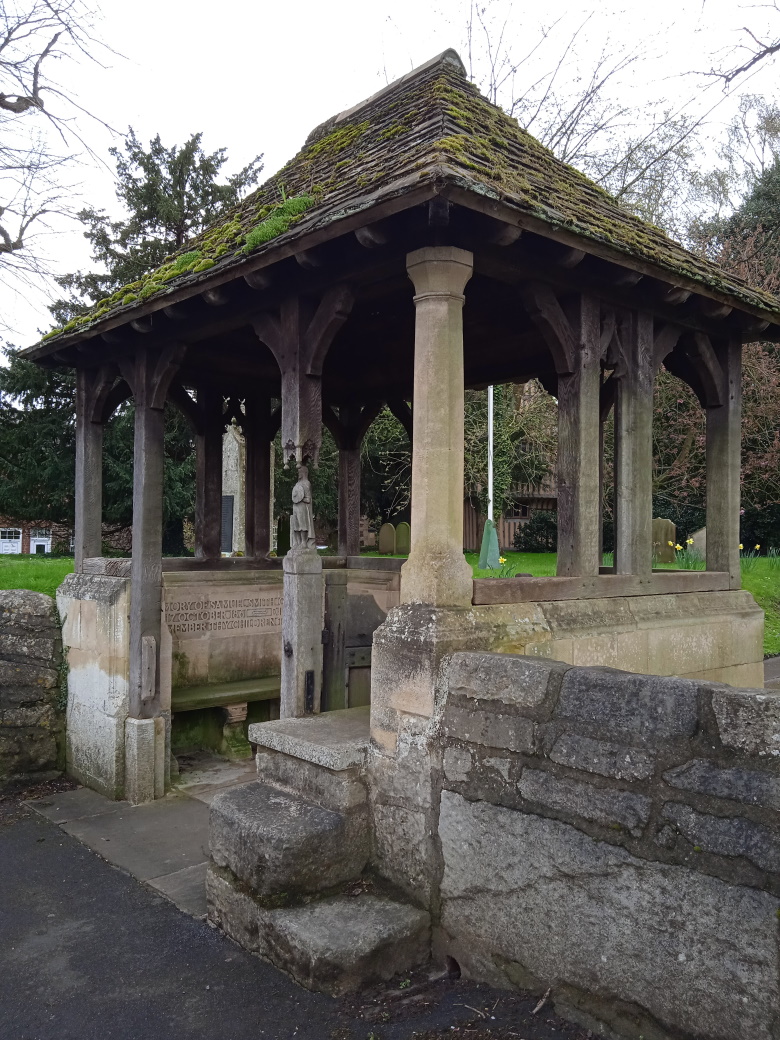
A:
[675, 544, 683, 551]
[739, 543, 743, 550]
[755, 544, 761, 550]
[686, 538, 694, 545]
[499, 556, 506, 564]
[667, 540, 674, 547]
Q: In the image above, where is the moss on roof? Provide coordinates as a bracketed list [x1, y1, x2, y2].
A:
[40, 49, 780, 344]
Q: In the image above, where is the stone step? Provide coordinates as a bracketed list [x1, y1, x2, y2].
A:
[207, 870, 430, 995]
[209, 780, 369, 900]
[250, 706, 371, 811]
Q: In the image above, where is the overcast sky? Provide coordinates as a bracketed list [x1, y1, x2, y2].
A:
[4, 0, 779, 343]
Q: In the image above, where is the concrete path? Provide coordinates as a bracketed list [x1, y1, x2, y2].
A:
[1, 776, 592, 1040]
[765, 655, 780, 690]
[26, 754, 257, 918]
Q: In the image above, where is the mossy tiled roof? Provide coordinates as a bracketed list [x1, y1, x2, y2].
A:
[40, 49, 780, 344]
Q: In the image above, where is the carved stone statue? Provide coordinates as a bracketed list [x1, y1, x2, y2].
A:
[291, 464, 316, 550]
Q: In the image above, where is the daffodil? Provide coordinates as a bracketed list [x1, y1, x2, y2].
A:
[686, 538, 694, 545]
[675, 543, 683, 551]
[755, 544, 760, 550]
[667, 540, 674, 547]
[499, 556, 506, 564]
[739, 543, 743, 550]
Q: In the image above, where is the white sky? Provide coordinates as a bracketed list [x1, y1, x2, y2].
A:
[3, 0, 779, 343]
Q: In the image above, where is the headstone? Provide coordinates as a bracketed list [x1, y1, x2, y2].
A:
[651, 518, 676, 564]
[395, 521, 411, 556]
[691, 527, 706, 558]
[378, 522, 396, 554]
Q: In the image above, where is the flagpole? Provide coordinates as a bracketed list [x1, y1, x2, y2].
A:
[487, 384, 494, 523]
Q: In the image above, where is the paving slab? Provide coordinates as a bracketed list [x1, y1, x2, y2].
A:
[25, 785, 128, 823]
[147, 861, 209, 917]
[60, 793, 210, 881]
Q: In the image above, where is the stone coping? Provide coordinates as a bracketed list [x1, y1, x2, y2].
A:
[248, 707, 370, 770]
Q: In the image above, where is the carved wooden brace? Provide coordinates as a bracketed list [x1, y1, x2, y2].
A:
[520, 282, 576, 375]
[252, 286, 354, 463]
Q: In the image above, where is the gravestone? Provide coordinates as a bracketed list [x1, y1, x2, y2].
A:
[395, 522, 411, 556]
[691, 526, 706, 558]
[651, 517, 676, 564]
[378, 523, 396, 554]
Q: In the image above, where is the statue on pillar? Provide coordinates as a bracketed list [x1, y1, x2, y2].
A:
[291, 464, 316, 550]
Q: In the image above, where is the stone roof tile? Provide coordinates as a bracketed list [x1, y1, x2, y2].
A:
[39, 49, 780, 346]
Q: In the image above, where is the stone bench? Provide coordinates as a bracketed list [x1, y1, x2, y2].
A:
[172, 676, 281, 758]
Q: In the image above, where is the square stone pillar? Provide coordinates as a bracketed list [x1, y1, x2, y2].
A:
[281, 549, 324, 717]
[401, 247, 474, 607]
[74, 369, 104, 572]
[706, 339, 742, 588]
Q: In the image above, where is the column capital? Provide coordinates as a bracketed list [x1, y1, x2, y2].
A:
[406, 246, 474, 298]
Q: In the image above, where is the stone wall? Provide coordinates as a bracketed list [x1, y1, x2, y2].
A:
[0, 590, 63, 780]
[373, 650, 780, 1040]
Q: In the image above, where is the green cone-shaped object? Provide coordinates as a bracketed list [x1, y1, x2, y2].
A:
[478, 518, 500, 570]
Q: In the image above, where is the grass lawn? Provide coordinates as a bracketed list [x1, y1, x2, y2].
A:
[0, 554, 74, 599]
[1, 550, 777, 657]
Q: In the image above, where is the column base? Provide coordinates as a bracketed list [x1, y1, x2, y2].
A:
[124, 716, 167, 804]
[400, 548, 474, 608]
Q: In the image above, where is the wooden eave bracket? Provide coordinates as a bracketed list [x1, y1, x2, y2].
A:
[520, 282, 576, 375]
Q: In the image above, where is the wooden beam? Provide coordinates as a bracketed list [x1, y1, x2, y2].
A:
[472, 570, 731, 604]
[244, 270, 272, 291]
[556, 293, 601, 578]
[614, 310, 654, 578]
[202, 286, 230, 306]
[706, 339, 741, 589]
[194, 386, 224, 560]
[74, 369, 105, 572]
[386, 398, 413, 441]
[653, 322, 683, 370]
[354, 224, 389, 248]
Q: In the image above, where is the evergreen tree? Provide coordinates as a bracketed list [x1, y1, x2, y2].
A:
[0, 130, 264, 546]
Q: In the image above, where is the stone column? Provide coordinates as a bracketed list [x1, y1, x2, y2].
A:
[281, 549, 323, 717]
[614, 310, 654, 578]
[401, 247, 474, 607]
[556, 295, 602, 577]
[706, 339, 742, 589]
[74, 369, 103, 572]
[195, 387, 223, 559]
[338, 446, 361, 558]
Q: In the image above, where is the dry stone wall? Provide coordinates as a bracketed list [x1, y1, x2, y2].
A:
[429, 652, 780, 1040]
[0, 590, 63, 780]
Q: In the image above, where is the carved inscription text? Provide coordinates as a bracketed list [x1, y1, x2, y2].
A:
[165, 593, 283, 635]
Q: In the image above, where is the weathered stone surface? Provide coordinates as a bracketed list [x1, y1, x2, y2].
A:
[210, 781, 369, 898]
[443, 746, 472, 782]
[556, 668, 698, 746]
[443, 652, 566, 713]
[371, 801, 432, 905]
[0, 660, 58, 689]
[207, 867, 430, 996]
[255, 749, 367, 812]
[261, 894, 430, 995]
[712, 687, 780, 758]
[249, 706, 370, 770]
[664, 759, 780, 809]
[519, 768, 651, 836]
[0, 589, 61, 779]
[439, 791, 780, 1040]
[661, 802, 780, 873]
[550, 733, 655, 781]
[443, 703, 534, 753]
